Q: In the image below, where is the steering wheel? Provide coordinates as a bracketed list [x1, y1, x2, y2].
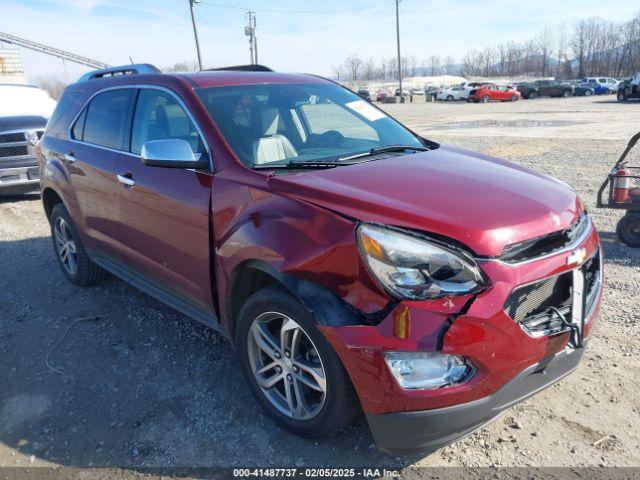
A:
[318, 130, 345, 147]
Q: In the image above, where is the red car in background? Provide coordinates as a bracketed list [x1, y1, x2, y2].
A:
[469, 85, 521, 103]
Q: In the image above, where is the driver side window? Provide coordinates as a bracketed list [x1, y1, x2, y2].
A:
[130, 89, 202, 155]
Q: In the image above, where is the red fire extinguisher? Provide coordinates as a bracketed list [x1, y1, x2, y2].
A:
[613, 165, 631, 203]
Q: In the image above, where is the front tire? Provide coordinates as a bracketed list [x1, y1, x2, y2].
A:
[528, 91, 538, 100]
[617, 213, 640, 247]
[563, 89, 571, 97]
[482, 95, 490, 103]
[511, 94, 518, 102]
[618, 90, 628, 102]
[236, 287, 360, 438]
[446, 95, 454, 102]
[585, 89, 593, 97]
[50, 204, 104, 286]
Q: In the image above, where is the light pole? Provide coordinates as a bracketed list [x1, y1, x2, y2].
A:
[189, 0, 203, 71]
[395, 0, 403, 103]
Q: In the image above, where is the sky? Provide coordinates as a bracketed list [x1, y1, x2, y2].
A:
[1, 0, 638, 83]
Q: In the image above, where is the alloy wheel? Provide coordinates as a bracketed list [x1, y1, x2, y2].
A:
[247, 312, 327, 420]
[54, 217, 78, 275]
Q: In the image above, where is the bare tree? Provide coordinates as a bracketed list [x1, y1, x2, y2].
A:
[428, 55, 441, 76]
[163, 61, 199, 72]
[36, 76, 66, 100]
[332, 11, 640, 82]
[344, 54, 363, 82]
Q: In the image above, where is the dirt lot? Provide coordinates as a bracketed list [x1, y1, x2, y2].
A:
[0, 95, 639, 471]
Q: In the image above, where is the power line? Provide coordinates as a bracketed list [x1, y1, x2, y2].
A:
[199, 1, 395, 15]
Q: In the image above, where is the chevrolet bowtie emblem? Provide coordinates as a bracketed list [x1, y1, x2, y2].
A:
[567, 247, 587, 266]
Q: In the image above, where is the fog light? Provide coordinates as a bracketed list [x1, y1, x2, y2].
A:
[383, 352, 472, 390]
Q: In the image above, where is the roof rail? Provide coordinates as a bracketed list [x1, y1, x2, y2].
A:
[207, 64, 273, 72]
[78, 63, 161, 82]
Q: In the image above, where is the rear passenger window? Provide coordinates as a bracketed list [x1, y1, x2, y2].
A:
[130, 89, 202, 155]
[82, 89, 133, 149]
[71, 108, 87, 140]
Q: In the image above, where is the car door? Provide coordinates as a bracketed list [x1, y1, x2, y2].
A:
[66, 87, 136, 261]
[114, 87, 216, 315]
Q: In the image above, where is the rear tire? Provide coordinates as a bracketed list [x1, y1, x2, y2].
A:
[562, 89, 571, 97]
[585, 89, 593, 97]
[50, 204, 105, 285]
[616, 213, 640, 247]
[446, 95, 454, 102]
[511, 94, 518, 102]
[236, 287, 360, 438]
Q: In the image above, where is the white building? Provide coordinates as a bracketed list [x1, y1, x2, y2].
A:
[0, 47, 27, 84]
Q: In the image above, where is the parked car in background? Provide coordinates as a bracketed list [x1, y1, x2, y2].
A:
[424, 86, 439, 100]
[459, 81, 490, 100]
[582, 77, 619, 92]
[436, 86, 465, 101]
[38, 63, 602, 455]
[580, 81, 609, 95]
[516, 80, 573, 99]
[375, 88, 392, 102]
[468, 85, 520, 103]
[0, 84, 56, 195]
[618, 73, 640, 102]
[569, 80, 594, 96]
[394, 88, 411, 98]
[357, 88, 371, 101]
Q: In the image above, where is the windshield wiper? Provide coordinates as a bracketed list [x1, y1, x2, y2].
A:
[338, 145, 430, 162]
[253, 160, 347, 170]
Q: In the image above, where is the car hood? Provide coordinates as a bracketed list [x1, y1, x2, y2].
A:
[0, 115, 49, 130]
[267, 145, 582, 257]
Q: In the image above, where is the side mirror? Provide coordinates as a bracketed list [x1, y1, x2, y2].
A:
[141, 139, 206, 169]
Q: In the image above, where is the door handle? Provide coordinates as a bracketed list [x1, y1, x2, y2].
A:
[117, 173, 135, 187]
[64, 152, 77, 162]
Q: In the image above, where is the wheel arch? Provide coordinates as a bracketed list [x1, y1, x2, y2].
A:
[42, 187, 65, 222]
[224, 259, 381, 346]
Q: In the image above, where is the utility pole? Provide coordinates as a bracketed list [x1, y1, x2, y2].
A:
[395, 0, 403, 103]
[189, 0, 203, 71]
[245, 11, 257, 64]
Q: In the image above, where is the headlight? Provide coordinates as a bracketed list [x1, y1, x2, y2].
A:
[384, 352, 473, 389]
[357, 224, 484, 300]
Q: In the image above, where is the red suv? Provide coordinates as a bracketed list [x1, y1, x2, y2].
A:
[37, 64, 602, 454]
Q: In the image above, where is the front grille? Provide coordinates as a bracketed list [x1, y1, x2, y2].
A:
[504, 272, 573, 324]
[0, 130, 42, 159]
[0, 132, 26, 143]
[504, 248, 601, 338]
[0, 145, 29, 158]
[500, 213, 590, 263]
[583, 249, 601, 314]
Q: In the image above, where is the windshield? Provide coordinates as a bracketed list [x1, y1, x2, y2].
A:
[196, 83, 424, 168]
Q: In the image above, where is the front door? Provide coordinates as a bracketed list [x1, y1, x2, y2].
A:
[114, 87, 215, 313]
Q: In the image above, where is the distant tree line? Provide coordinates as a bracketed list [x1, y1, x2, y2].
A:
[332, 11, 640, 81]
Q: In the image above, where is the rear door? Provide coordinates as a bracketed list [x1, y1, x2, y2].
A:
[66, 88, 135, 260]
[114, 87, 215, 314]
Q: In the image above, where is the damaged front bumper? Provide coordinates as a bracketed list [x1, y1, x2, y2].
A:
[366, 347, 584, 454]
[320, 225, 602, 454]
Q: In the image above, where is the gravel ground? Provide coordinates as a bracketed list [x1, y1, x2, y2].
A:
[0, 95, 638, 472]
